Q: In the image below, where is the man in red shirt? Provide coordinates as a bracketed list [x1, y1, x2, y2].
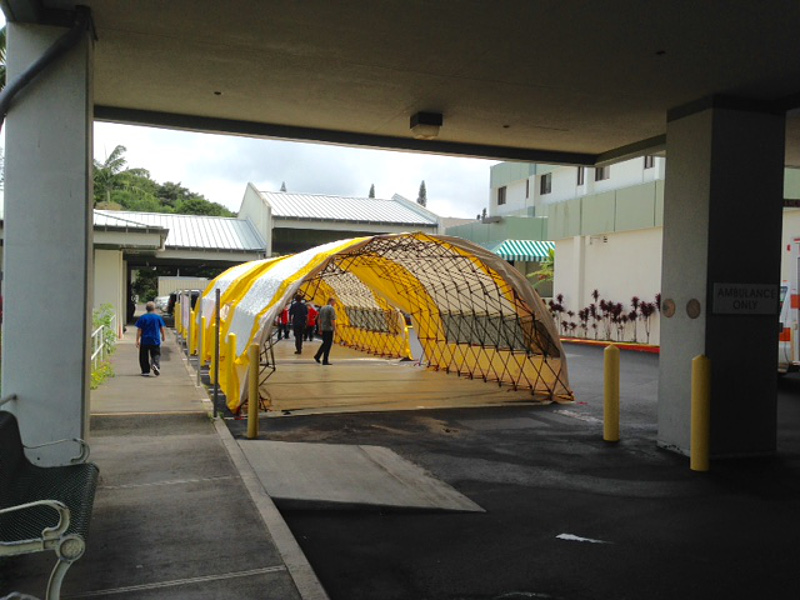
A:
[277, 305, 290, 340]
[306, 304, 318, 341]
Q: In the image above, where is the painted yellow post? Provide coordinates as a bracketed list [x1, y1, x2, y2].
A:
[691, 354, 711, 472]
[175, 302, 182, 334]
[227, 333, 238, 402]
[403, 325, 414, 360]
[603, 344, 620, 442]
[247, 344, 260, 439]
[208, 323, 218, 384]
[200, 316, 208, 363]
[189, 310, 196, 355]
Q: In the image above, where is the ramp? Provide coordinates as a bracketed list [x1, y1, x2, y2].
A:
[239, 441, 484, 513]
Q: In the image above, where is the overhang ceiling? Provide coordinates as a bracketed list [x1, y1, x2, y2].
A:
[6, 0, 800, 165]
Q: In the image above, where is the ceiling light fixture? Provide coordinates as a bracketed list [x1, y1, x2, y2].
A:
[410, 111, 443, 140]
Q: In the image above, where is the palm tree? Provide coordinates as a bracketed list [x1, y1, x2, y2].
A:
[0, 25, 6, 91]
[527, 247, 554, 289]
[93, 144, 152, 207]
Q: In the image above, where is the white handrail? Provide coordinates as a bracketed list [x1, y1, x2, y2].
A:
[90, 312, 117, 371]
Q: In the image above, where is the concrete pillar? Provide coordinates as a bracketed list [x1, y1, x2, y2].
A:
[570, 235, 586, 309]
[658, 99, 785, 457]
[2, 22, 94, 460]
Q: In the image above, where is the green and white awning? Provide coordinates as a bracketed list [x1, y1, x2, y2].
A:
[484, 240, 555, 262]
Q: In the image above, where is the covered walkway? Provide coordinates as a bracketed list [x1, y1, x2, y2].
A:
[1, 329, 325, 599]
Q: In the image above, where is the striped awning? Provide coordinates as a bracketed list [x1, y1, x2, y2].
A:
[484, 240, 554, 262]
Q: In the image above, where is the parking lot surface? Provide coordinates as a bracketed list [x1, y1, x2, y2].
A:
[225, 345, 800, 600]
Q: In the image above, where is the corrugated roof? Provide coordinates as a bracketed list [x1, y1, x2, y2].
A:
[94, 210, 167, 232]
[260, 191, 438, 226]
[97, 211, 266, 252]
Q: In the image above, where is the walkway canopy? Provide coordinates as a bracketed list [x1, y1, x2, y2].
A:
[484, 240, 555, 263]
[193, 232, 572, 412]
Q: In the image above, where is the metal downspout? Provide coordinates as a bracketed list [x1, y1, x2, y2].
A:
[0, 6, 92, 132]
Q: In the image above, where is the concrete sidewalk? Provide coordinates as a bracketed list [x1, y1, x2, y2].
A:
[2, 328, 327, 600]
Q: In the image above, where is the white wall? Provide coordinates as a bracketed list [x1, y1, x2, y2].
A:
[491, 179, 529, 217]
[554, 227, 663, 345]
[238, 183, 273, 254]
[538, 157, 666, 208]
[94, 249, 125, 336]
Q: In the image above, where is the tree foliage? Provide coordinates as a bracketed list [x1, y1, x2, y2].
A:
[528, 247, 554, 289]
[368, 183, 375, 198]
[0, 25, 6, 92]
[93, 145, 235, 216]
[131, 269, 159, 302]
[417, 180, 427, 207]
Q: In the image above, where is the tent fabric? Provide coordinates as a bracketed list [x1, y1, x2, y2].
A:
[196, 232, 573, 413]
[485, 239, 555, 262]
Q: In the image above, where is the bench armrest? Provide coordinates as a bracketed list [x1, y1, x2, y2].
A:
[0, 500, 71, 548]
[24, 438, 90, 463]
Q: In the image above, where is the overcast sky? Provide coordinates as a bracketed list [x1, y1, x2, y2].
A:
[93, 122, 497, 219]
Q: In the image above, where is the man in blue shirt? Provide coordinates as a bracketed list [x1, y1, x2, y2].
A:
[136, 301, 167, 376]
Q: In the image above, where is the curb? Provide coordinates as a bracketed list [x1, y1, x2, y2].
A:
[175, 331, 330, 600]
[215, 419, 331, 600]
[561, 338, 660, 354]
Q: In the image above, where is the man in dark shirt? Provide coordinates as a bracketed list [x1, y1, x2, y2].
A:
[314, 298, 337, 365]
[289, 295, 309, 354]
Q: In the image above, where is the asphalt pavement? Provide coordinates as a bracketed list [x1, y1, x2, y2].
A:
[225, 344, 800, 600]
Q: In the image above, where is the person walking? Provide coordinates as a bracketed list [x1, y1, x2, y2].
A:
[135, 301, 166, 376]
[314, 298, 337, 365]
[289, 295, 309, 354]
[306, 303, 318, 341]
[277, 305, 290, 340]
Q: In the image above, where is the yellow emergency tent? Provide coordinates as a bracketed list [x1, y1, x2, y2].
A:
[196, 232, 573, 412]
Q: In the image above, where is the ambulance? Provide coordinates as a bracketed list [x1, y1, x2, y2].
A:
[779, 238, 800, 373]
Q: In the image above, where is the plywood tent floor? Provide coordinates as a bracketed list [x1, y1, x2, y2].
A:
[192, 232, 573, 415]
[258, 340, 549, 416]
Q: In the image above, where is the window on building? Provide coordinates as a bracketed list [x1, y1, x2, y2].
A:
[595, 166, 610, 181]
[540, 173, 552, 195]
[497, 186, 507, 205]
[525, 179, 530, 198]
[644, 155, 655, 169]
[576, 167, 585, 186]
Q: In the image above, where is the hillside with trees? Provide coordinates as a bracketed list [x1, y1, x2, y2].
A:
[94, 145, 235, 217]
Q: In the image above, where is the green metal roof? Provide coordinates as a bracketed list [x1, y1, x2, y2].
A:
[484, 239, 554, 262]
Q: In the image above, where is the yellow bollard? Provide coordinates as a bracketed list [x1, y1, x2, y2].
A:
[227, 333, 238, 402]
[691, 354, 711, 472]
[189, 310, 196, 355]
[603, 344, 620, 442]
[200, 316, 208, 363]
[174, 302, 181, 333]
[247, 344, 260, 439]
[208, 323, 218, 384]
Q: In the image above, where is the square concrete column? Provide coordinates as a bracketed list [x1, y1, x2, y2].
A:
[2, 22, 94, 460]
[659, 99, 785, 457]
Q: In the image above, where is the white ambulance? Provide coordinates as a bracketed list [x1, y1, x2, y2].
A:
[778, 235, 800, 373]
[778, 280, 794, 374]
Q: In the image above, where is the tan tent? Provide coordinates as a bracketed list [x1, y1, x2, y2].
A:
[193, 232, 573, 412]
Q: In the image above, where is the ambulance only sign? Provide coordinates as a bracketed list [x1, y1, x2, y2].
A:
[712, 283, 779, 315]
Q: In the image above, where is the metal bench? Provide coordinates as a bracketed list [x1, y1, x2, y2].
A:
[0, 407, 99, 600]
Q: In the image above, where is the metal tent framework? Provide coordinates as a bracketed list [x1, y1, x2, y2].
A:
[194, 233, 573, 413]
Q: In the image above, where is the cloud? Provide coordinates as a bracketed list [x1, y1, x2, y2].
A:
[93, 122, 495, 218]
